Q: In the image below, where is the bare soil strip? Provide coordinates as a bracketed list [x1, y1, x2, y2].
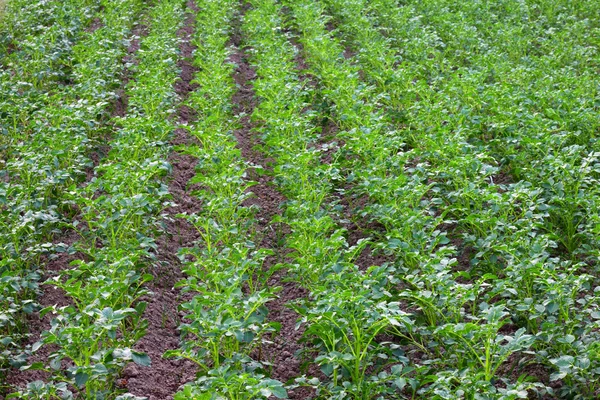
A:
[228, 4, 316, 399]
[123, 2, 201, 398]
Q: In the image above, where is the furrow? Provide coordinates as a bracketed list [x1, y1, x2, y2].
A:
[163, 0, 286, 397]
[122, 1, 203, 397]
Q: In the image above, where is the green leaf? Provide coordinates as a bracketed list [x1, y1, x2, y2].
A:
[31, 341, 43, 352]
[271, 385, 288, 399]
[50, 357, 62, 370]
[438, 236, 450, 245]
[546, 301, 559, 314]
[20, 362, 45, 371]
[75, 371, 89, 387]
[0, 337, 12, 346]
[132, 351, 151, 367]
[92, 364, 109, 376]
[563, 334, 575, 344]
[553, 355, 574, 368]
[550, 371, 567, 381]
[486, 306, 507, 323]
[394, 377, 407, 390]
[163, 350, 182, 359]
[234, 330, 256, 343]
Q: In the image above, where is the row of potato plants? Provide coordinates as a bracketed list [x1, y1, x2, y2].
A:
[0, 0, 142, 390]
[319, 0, 545, 396]
[7, 0, 185, 398]
[0, 0, 98, 373]
[164, 1, 286, 398]
[359, 1, 600, 397]
[285, 0, 564, 398]
[243, 0, 415, 398]
[243, 0, 343, 284]
[306, 0, 600, 398]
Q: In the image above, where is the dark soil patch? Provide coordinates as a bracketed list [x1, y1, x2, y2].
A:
[263, 271, 316, 399]
[113, 23, 149, 118]
[228, 5, 284, 230]
[354, 245, 394, 271]
[452, 238, 474, 275]
[86, 17, 104, 33]
[317, 118, 342, 165]
[325, 20, 337, 33]
[495, 353, 562, 399]
[4, 232, 80, 387]
[229, 5, 314, 398]
[492, 170, 514, 193]
[343, 217, 393, 271]
[123, 3, 201, 399]
[288, 38, 317, 91]
[343, 47, 357, 60]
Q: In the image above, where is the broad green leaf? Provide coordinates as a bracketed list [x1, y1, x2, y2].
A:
[132, 351, 151, 367]
[75, 371, 89, 387]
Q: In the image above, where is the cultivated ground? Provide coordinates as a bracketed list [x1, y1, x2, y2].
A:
[1, 0, 600, 399]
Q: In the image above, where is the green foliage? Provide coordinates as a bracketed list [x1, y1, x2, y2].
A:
[175, 359, 288, 400]
[2, 0, 183, 397]
[3, 0, 599, 397]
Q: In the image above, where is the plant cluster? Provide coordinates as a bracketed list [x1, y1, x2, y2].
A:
[4, 0, 184, 397]
[164, 1, 286, 398]
[288, 0, 600, 397]
[0, 0, 140, 389]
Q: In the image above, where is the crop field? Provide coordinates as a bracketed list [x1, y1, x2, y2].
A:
[0, 0, 599, 399]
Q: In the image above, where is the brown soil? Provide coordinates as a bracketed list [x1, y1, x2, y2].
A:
[496, 353, 562, 399]
[289, 38, 316, 90]
[492, 170, 514, 193]
[229, 6, 315, 399]
[263, 271, 316, 399]
[123, 3, 201, 399]
[86, 17, 103, 33]
[317, 118, 342, 165]
[4, 232, 81, 387]
[113, 24, 149, 119]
